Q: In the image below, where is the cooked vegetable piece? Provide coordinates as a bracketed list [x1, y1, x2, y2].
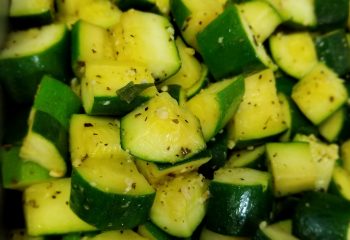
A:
[294, 134, 339, 191]
[314, 0, 349, 30]
[315, 29, 350, 76]
[266, 142, 316, 196]
[1, 146, 51, 190]
[0, 23, 70, 103]
[69, 114, 155, 230]
[253, 220, 298, 240]
[71, 20, 116, 76]
[150, 172, 208, 238]
[329, 165, 350, 201]
[9, 0, 54, 28]
[318, 107, 348, 142]
[291, 63, 348, 125]
[292, 192, 350, 240]
[269, 31, 318, 79]
[225, 145, 266, 170]
[227, 69, 287, 148]
[23, 178, 96, 236]
[137, 221, 174, 240]
[341, 140, 350, 173]
[111, 9, 181, 82]
[197, 5, 275, 80]
[170, 0, 224, 50]
[56, 0, 122, 28]
[236, 0, 282, 43]
[81, 61, 157, 116]
[159, 37, 208, 98]
[186, 75, 245, 141]
[206, 167, 273, 237]
[121, 92, 206, 163]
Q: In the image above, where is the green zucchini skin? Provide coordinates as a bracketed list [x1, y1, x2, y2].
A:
[206, 178, 273, 236]
[115, 0, 156, 11]
[170, 0, 191, 32]
[0, 26, 71, 103]
[292, 192, 350, 240]
[315, 29, 350, 76]
[197, 5, 271, 80]
[314, 0, 349, 30]
[70, 168, 155, 230]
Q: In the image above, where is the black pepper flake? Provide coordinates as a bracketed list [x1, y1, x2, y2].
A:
[106, 87, 111, 90]
[135, 113, 142, 118]
[96, 75, 101, 78]
[329, 96, 334, 102]
[180, 147, 191, 157]
[172, 119, 179, 124]
[91, 49, 97, 53]
[145, 107, 149, 111]
[82, 154, 89, 162]
[28, 199, 39, 208]
[131, 183, 136, 189]
[65, 201, 69, 205]
[144, 116, 148, 121]
[56, 191, 61, 194]
[52, 195, 56, 199]
[93, 133, 98, 136]
[84, 123, 94, 127]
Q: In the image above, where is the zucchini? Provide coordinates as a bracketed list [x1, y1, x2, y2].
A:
[69, 114, 155, 230]
[0, 23, 70, 103]
[135, 151, 211, 186]
[56, 0, 122, 28]
[294, 134, 339, 191]
[225, 145, 266, 170]
[329, 165, 350, 201]
[137, 221, 174, 240]
[111, 9, 181, 82]
[158, 37, 209, 98]
[292, 192, 350, 240]
[7, 229, 47, 240]
[186, 75, 245, 141]
[197, 5, 275, 80]
[81, 61, 158, 116]
[150, 172, 208, 238]
[314, 0, 349, 30]
[20, 76, 81, 178]
[269, 31, 318, 79]
[236, 0, 282, 43]
[277, 0, 316, 28]
[170, 0, 224, 50]
[206, 167, 273, 237]
[71, 20, 116, 76]
[87, 230, 147, 240]
[341, 140, 350, 173]
[266, 142, 316, 197]
[315, 29, 350, 76]
[23, 178, 96, 236]
[253, 220, 298, 240]
[1, 145, 51, 190]
[120, 92, 206, 163]
[227, 69, 287, 148]
[199, 227, 249, 240]
[291, 63, 348, 125]
[159, 84, 187, 106]
[318, 106, 348, 142]
[9, 0, 54, 28]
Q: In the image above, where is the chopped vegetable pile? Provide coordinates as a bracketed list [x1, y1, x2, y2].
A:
[1, 0, 350, 239]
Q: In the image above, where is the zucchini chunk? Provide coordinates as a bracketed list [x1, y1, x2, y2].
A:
[56, 0, 122, 28]
[314, 0, 349, 30]
[71, 20, 116, 76]
[121, 92, 206, 163]
[159, 37, 209, 98]
[138, 221, 174, 240]
[266, 142, 316, 197]
[253, 220, 298, 240]
[186, 75, 245, 142]
[9, 0, 54, 28]
[23, 178, 96, 236]
[292, 192, 350, 240]
[20, 76, 81, 178]
[291, 63, 348, 125]
[341, 140, 350, 173]
[276, 0, 316, 28]
[136, 150, 211, 186]
[111, 9, 181, 82]
[197, 5, 275, 80]
[0, 23, 70, 103]
[318, 107, 348, 142]
[81, 61, 158, 116]
[225, 145, 266, 170]
[87, 230, 147, 240]
[170, 0, 224, 50]
[294, 134, 339, 191]
[269, 31, 318, 79]
[206, 167, 273, 237]
[69, 114, 155, 230]
[159, 84, 187, 106]
[236, 0, 282, 43]
[227, 69, 287, 148]
[329, 165, 350, 201]
[1, 145, 51, 190]
[150, 172, 209, 238]
[199, 227, 249, 240]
